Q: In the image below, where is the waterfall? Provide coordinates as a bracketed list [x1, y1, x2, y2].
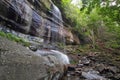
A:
[35, 49, 70, 65]
[43, 1, 65, 46]
[50, 3, 63, 23]
[38, 1, 68, 64]
[50, 50, 69, 64]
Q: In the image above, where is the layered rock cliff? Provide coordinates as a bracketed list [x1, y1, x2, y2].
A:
[0, 0, 74, 44]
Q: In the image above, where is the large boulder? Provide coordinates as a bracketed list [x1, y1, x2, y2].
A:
[0, 37, 65, 80]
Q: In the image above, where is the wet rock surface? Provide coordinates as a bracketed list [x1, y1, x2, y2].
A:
[0, 0, 74, 44]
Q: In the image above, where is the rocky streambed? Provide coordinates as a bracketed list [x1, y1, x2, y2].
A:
[64, 51, 120, 80]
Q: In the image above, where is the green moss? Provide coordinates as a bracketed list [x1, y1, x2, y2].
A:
[0, 31, 6, 37]
[57, 42, 65, 49]
[70, 60, 77, 64]
[105, 40, 120, 49]
[40, 0, 51, 10]
[0, 31, 30, 47]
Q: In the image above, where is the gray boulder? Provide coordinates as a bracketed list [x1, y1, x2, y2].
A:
[0, 37, 65, 80]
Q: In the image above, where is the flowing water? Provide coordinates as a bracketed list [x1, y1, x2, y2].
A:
[35, 49, 70, 65]
[43, 1, 65, 51]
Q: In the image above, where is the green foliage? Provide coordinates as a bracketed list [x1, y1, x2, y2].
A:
[70, 60, 77, 64]
[106, 40, 120, 49]
[0, 31, 30, 47]
[57, 42, 66, 49]
[61, 0, 120, 49]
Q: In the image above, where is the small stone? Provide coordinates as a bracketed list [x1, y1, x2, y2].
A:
[67, 66, 75, 71]
[75, 71, 81, 75]
[81, 57, 90, 65]
[108, 66, 118, 73]
[29, 45, 37, 51]
[69, 72, 76, 76]
[82, 71, 106, 80]
[77, 63, 84, 67]
[115, 74, 120, 79]
[75, 68, 82, 71]
[95, 64, 106, 73]
[79, 60, 81, 63]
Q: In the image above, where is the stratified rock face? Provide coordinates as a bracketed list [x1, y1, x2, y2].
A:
[0, 37, 64, 80]
[30, 10, 43, 36]
[0, 0, 65, 43]
[0, 0, 32, 32]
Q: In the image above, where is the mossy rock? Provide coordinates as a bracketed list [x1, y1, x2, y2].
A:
[0, 31, 30, 47]
[40, 0, 51, 10]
